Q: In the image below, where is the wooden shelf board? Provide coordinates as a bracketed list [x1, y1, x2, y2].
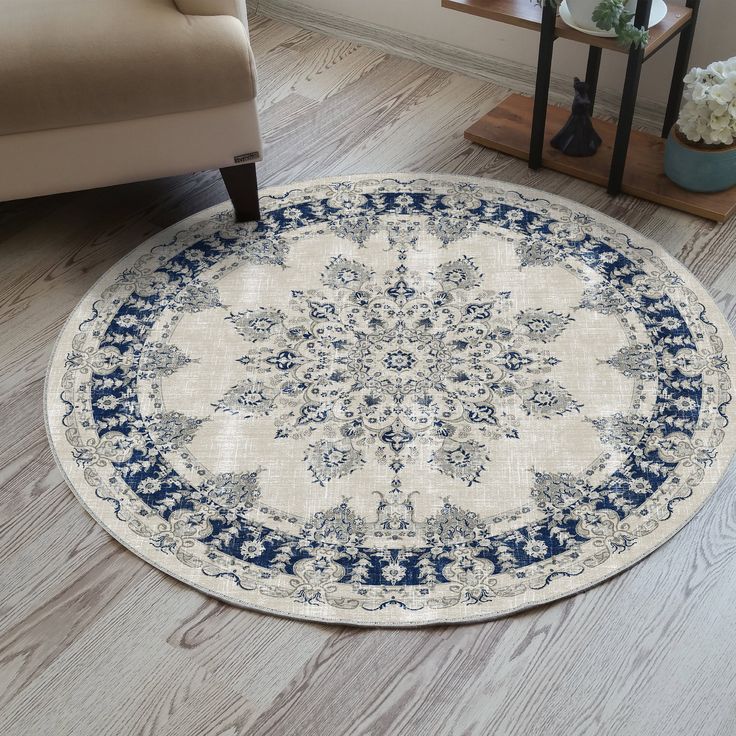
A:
[441, 0, 692, 57]
[441, 0, 543, 31]
[465, 94, 736, 222]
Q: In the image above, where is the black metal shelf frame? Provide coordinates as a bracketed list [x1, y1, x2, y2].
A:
[528, 0, 701, 194]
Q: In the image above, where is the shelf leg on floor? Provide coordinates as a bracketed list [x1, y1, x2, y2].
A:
[585, 46, 602, 116]
[608, 0, 652, 195]
[662, 0, 700, 139]
[529, 3, 556, 170]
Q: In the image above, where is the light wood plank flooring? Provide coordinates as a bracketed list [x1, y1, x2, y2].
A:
[1, 14, 735, 736]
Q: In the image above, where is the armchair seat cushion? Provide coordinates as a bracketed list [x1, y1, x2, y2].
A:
[0, 0, 257, 136]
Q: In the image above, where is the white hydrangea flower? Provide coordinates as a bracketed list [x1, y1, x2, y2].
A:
[677, 56, 736, 146]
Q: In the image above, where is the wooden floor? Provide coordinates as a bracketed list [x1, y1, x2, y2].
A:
[2, 14, 736, 736]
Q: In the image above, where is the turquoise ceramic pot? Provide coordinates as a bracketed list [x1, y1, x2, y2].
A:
[664, 129, 736, 193]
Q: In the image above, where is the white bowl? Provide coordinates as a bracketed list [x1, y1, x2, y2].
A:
[561, 0, 667, 37]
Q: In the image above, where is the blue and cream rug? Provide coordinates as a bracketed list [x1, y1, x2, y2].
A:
[46, 174, 736, 626]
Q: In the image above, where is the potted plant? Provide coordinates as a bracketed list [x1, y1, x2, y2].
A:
[664, 57, 736, 193]
[537, 0, 650, 47]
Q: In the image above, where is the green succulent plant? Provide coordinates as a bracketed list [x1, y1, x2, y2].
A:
[537, 0, 650, 48]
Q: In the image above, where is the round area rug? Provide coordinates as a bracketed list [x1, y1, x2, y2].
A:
[46, 174, 736, 627]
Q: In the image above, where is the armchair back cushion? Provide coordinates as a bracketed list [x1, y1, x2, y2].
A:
[0, 0, 257, 136]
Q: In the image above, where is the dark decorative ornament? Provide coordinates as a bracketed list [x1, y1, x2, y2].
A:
[551, 77, 602, 157]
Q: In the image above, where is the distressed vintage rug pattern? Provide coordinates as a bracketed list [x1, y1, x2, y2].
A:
[46, 174, 736, 626]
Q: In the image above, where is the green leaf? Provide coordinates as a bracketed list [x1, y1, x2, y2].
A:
[616, 22, 649, 48]
[592, 0, 623, 30]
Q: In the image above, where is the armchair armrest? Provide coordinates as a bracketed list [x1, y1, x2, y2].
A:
[174, 0, 257, 96]
[174, 1, 248, 25]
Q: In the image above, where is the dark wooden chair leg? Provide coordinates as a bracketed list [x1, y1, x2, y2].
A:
[220, 163, 261, 222]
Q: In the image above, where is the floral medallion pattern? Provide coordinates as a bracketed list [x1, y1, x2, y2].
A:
[222, 249, 578, 488]
[46, 175, 736, 626]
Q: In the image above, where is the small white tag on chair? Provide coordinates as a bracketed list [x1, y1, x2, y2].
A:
[233, 152, 260, 163]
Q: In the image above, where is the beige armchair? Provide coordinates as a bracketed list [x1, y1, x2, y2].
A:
[0, 0, 263, 220]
